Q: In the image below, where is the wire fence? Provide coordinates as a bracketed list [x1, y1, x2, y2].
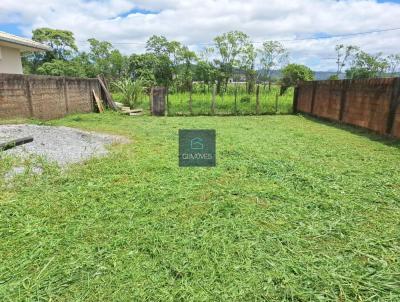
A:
[166, 84, 294, 116]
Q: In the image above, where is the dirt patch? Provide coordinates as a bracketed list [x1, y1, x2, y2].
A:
[0, 124, 129, 166]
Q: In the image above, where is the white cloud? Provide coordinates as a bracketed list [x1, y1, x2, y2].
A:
[1, 0, 400, 70]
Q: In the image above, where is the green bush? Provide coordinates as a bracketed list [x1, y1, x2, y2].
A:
[111, 78, 144, 108]
[240, 96, 251, 103]
[281, 64, 314, 86]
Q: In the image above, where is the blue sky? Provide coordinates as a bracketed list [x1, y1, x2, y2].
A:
[1, 0, 400, 71]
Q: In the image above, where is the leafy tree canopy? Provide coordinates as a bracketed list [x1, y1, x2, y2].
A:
[346, 51, 388, 79]
[281, 64, 314, 86]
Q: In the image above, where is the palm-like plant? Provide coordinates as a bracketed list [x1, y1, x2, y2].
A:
[112, 78, 144, 108]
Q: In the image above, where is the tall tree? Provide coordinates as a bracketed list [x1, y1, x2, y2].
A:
[23, 28, 78, 73]
[241, 43, 257, 93]
[258, 41, 288, 90]
[129, 53, 157, 88]
[335, 44, 359, 77]
[86, 38, 128, 80]
[386, 54, 400, 76]
[213, 31, 252, 93]
[32, 28, 78, 60]
[195, 48, 217, 93]
[176, 46, 197, 92]
[281, 64, 314, 87]
[346, 51, 388, 79]
[145, 35, 179, 87]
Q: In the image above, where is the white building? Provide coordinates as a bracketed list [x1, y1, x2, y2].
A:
[0, 31, 51, 74]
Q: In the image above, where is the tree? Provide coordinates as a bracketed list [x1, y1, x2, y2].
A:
[335, 44, 358, 77]
[176, 46, 197, 92]
[213, 31, 252, 93]
[36, 59, 87, 77]
[23, 28, 78, 73]
[258, 41, 288, 90]
[32, 28, 78, 60]
[240, 43, 257, 94]
[281, 64, 314, 87]
[87, 38, 128, 80]
[346, 51, 388, 79]
[194, 48, 217, 93]
[328, 74, 340, 81]
[129, 53, 157, 88]
[386, 54, 400, 76]
[145, 35, 179, 88]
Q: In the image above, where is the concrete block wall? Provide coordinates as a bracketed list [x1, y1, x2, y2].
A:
[0, 73, 100, 120]
[392, 106, 400, 137]
[296, 77, 400, 138]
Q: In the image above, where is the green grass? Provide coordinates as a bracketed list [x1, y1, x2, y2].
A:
[1, 113, 400, 301]
[112, 84, 294, 116]
[167, 85, 294, 116]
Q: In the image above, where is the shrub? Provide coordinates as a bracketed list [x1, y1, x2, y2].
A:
[112, 78, 144, 108]
[328, 74, 340, 80]
[281, 64, 314, 86]
[240, 96, 251, 103]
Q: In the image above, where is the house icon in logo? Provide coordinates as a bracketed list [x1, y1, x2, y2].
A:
[191, 137, 204, 150]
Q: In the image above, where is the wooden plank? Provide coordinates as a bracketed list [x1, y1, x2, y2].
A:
[0, 136, 34, 151]
[92, 89, 104, 113]
[97, 76, 117, 110]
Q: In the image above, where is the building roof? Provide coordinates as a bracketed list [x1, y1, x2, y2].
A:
[0, 31, 52, 52]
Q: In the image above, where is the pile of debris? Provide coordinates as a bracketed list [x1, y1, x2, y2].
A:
[115, 104, 144, 116]
[93, 76, 143, 117]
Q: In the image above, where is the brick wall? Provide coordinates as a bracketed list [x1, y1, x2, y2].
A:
[0, 74, 100, 120]
[392, 106, 400, 137]
[295, 77, 400, 138]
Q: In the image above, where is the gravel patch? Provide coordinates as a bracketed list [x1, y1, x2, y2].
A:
[0, 124, 129, 166]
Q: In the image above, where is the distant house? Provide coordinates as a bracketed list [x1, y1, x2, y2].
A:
[0, 31, 51, 74]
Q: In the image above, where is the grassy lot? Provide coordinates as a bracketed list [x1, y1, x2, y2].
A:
[167, 85, 294, 116]
[113, 84, 294, 116]
[1, 113, 400, 301]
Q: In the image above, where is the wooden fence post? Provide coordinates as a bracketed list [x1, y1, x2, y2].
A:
[275, 92, 279, 113]
[151, 87, 166, 116]
[256, 85, 260, 114]
[211, 84, 216, 115]
[386, 77, 400, 135]
[166, 87, 169, 116]
[234, 85, 238, 115]
[189, 84, 193, 115]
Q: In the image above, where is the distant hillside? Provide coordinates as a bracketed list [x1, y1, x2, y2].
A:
[269, 70, 344, 81]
